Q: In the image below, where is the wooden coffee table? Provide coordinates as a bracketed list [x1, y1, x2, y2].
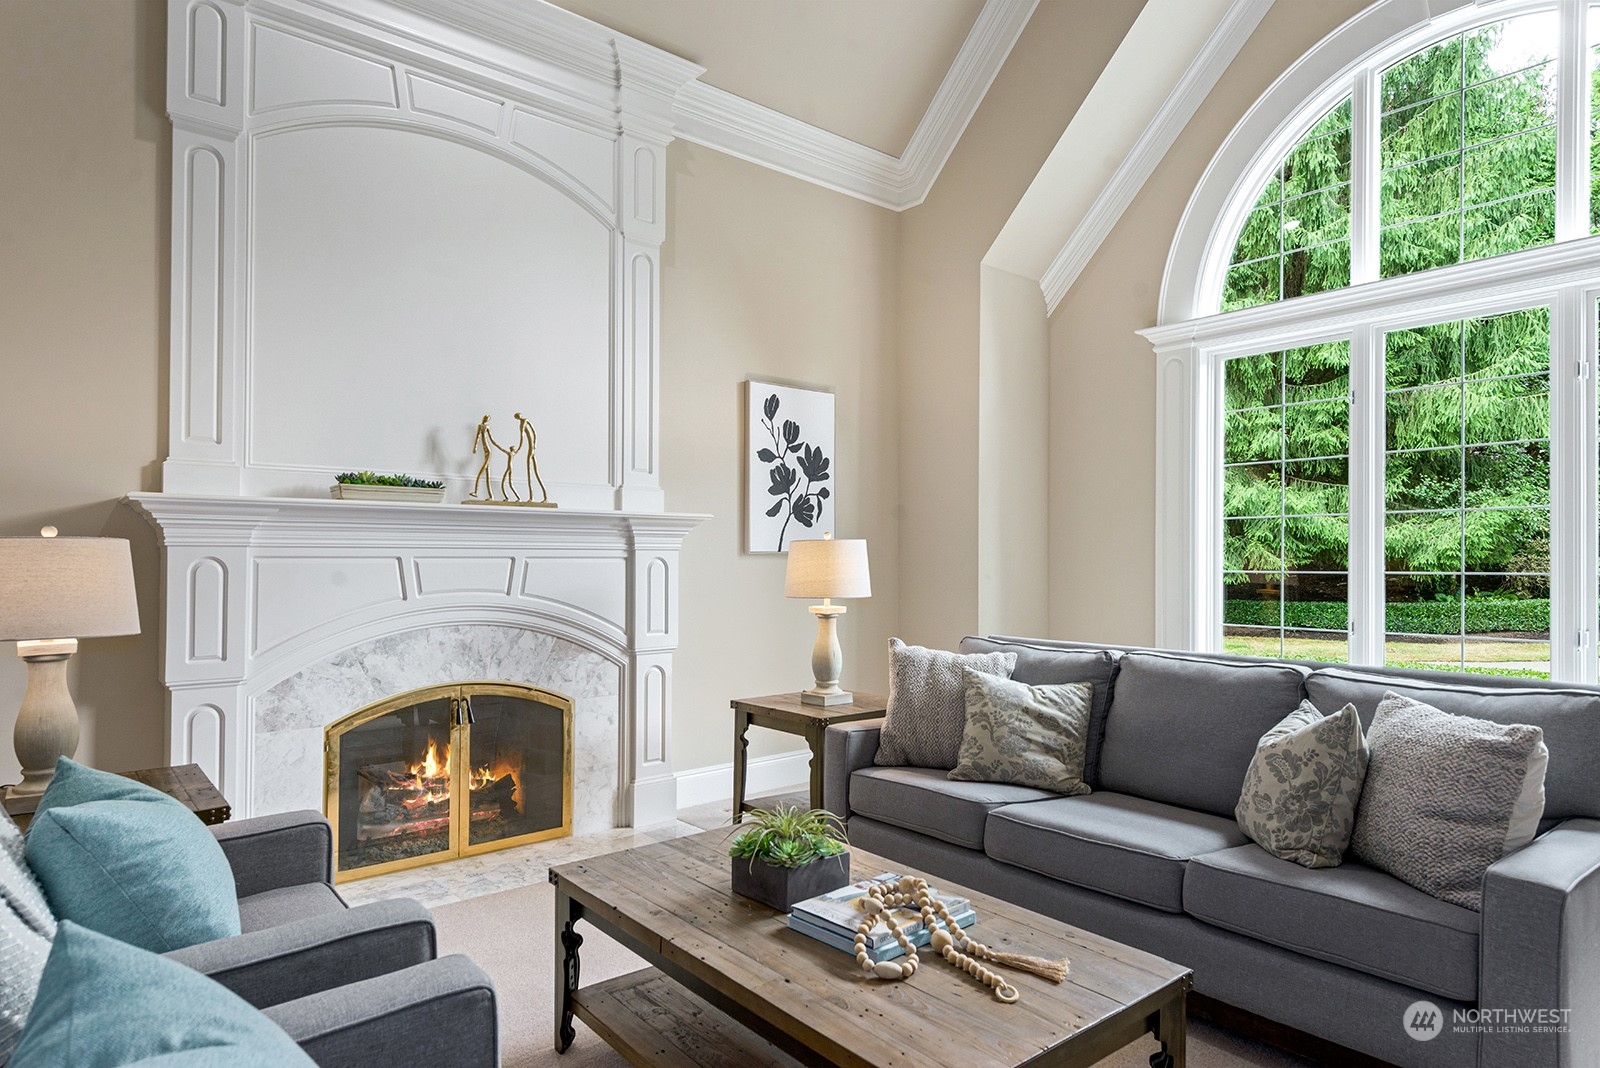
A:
[550, 830, 1191, 1067]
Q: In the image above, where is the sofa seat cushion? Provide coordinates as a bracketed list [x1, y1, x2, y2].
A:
[848, 767, 1058, 850]
[238, 883, 346, 934]
[984, 793, 1249, 913]
[1186, 844, 1481, 1002]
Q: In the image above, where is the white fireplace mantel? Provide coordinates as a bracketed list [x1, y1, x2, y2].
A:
[128, 493, 706, 826]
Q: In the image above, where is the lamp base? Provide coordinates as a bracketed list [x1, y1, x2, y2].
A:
[9, 639, 80, 799]
[800, 688, 854, 707]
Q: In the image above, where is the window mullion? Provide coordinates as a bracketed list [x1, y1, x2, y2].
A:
[1551, 287, 1597, 681]
[1350, 68, 1379, 285]
[1556, 0, 1590, 241]
[1348, 325, 1385, 665]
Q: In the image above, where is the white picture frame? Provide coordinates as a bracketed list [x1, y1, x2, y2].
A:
[745, 379, 836, 554]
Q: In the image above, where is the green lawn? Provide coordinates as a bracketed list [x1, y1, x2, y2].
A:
[1222, 634, 1550, 678]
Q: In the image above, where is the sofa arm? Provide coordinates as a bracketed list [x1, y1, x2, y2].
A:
[264, 955, 497, 1068]
[823, 718, 884, 821]
[1480, 818, 1600, 1068]
[166, 898, 437, 1009]
[212, 810, 333, 897]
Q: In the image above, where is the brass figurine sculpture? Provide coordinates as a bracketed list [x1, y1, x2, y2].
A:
[466, 414, 556, 507]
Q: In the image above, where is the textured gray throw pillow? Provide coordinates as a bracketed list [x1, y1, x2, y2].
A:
[0, 815, 56, 1062]
[1235, 700, 1368, 869]
[948, 667, 1093, 794]
[1351, 691, 1548, 911]
[875, 639, 1017, 769]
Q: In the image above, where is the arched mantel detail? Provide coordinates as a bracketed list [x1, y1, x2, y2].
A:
[162, 0, 703, 508]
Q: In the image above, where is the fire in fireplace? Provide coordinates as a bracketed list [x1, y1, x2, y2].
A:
[325, 682, 572, 880]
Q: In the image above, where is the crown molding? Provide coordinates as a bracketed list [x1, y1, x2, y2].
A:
[896, 0, 1039, 210]
[672, 0, 1039, 211]
[1040, 0, 1272, 313]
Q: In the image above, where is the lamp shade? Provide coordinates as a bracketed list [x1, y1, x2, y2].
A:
[785, 537, 871, 600]
[0, 535, 140, 642]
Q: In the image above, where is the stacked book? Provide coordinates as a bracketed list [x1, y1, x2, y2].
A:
[788, 873, 975, 963]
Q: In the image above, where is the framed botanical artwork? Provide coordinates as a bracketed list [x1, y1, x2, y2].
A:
[745, 379, 836, 554]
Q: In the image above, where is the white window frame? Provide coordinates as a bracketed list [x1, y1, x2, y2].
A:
[1142, 0, 1600, 682]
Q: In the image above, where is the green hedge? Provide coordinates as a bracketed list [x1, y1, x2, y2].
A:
[1223, 598, 1549, 635]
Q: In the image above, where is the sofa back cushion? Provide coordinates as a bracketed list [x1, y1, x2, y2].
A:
[958, 638, 1120, 785]
[1306, 668, 1600, 820]
[1098, 652, 1310, 817]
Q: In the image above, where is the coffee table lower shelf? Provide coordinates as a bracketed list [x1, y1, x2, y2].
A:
[571, 967, 807, 1068]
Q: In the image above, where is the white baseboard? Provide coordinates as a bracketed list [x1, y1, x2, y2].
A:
[675, 749, 812, 810]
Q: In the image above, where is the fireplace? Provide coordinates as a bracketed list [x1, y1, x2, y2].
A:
[325, 682, 572, 881]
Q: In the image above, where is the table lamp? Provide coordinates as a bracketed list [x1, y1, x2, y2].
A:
[785, 533, 871, 706]
[0, 528, 140, 798]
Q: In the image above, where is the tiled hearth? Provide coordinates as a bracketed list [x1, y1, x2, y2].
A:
[339, 795, 766, 908]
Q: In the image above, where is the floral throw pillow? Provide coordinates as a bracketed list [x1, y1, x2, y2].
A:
[1235, 700, 1368, 869]
[948, 668, 1093, 794]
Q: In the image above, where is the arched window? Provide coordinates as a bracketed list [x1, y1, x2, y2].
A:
[1143, 0, 1600, 683]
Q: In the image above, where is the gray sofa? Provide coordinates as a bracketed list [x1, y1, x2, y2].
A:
[167, 810, 498, 1068]
[823, 637, 1600, 1068]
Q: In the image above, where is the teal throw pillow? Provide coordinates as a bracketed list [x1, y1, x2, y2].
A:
[33, 758, 168, 820]
[25, 762, 239, 952]
[11, 921, 315, 1068]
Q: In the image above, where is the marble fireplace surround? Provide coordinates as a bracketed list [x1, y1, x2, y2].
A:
[128, 494, 706, 828]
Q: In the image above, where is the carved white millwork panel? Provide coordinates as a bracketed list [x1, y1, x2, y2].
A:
[181, 703, 225, 782]
[413, 557, 515, 596]
[169, 0, 243, 127]
[618, 244, 661, 510]
[631, 146, 657, 226]
[187, 557, 228, 663]
[619, 135, 666, 245]
[509, 109, 616, 211]
[646, 557, 669, 635]
[187, 3, 225, 106]
[628, 651, 676, 821]
[181, 144, 224, 447]
[521, 557, 628, 634]
[406, 73, 503, 135]
[251, 557, 406, 656]
[250, 26, 398, 113]
[642, 664, 666, 763]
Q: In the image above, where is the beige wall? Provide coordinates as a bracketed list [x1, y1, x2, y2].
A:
[897, 0, 1140, 650]
[661, 142, 899, 772]
[0, 0, 169, 785]
[1045, 0, 1369, 645]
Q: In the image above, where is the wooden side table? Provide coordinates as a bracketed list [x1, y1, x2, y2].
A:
[729, 692, 886, 820]
[2, 763, 231, 830]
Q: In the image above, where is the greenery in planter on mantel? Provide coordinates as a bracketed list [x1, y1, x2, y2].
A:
[334, 471, 446, 489]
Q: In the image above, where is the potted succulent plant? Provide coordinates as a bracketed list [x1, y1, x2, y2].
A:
[728, 803, 850, 912]
[330, 471, 447, 503]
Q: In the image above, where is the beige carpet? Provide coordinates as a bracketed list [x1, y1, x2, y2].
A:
[432, 883, 1308, 1067]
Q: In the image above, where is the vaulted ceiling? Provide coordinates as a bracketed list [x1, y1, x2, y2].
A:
[545, 0, 984, 156]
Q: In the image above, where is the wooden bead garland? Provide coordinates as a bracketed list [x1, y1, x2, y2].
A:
[852, 876, 1064, 1004]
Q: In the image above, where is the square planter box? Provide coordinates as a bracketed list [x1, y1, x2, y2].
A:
[731, 852, 851, 913]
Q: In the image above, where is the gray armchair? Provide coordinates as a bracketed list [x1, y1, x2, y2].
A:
[161, 810, 498, 1068]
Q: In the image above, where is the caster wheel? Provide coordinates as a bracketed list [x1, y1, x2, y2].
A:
[1149, 1054, 1174, 1068]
